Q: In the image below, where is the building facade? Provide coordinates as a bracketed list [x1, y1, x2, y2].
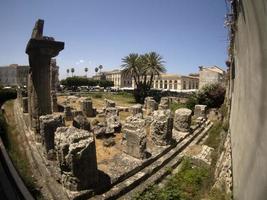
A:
[93, 69, 132, 88]
[198, 66, 225, 89]
[0, 64, 29, 86]
[93, 69, 199, 91]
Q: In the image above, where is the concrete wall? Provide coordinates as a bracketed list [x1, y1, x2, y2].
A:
[230, 0, 267, 199]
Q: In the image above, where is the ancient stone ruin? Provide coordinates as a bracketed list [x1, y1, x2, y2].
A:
[39, 114, 65, 159]
[150, 109, 173, 146]
[194, 104, 207, 119]
[122, 115, 148, 159]
[173, 108, 192, 132]
[144, 96, 158, 115]
[55, 127, 98, 191]
[80, 98, 96, 117]
[26, 19, 64, 134]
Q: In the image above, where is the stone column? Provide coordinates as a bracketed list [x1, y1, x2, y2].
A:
[173, 108, 192, 132]
[80, 99, 96, 117]
[159, 97, 170, 110]
[194, 105, 207, 119]
[26, 19, 64, 135]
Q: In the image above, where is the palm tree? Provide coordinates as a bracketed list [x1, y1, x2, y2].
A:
[95, 67, 99, 75]
[143, 52, 166, 88]
[98, 65, 103, 73]
[121, 52, 166, 103]
[66, 69, 70, 77]
[71, 68, 75, 77]
[84, 67, 88, 77]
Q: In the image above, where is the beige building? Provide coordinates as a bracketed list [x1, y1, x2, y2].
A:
[0, 64, 29, 86]
[151, 74, 199, 91]
[93, 69, 199, 91]
[93, 69, 132, 88]
[199, 66, 225, 88]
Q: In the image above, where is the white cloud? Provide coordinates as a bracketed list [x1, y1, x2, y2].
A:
[79, 59, 84, 63]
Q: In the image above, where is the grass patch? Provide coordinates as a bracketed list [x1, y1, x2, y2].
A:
[170, 102, 186, 112]
[134, 159, 211, 200]
[1, 101, 43, 199]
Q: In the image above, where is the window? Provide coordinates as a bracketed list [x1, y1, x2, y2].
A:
[174, 80, 177, 90]
[169, 80, 172, 89]
[164, 80, 167, 89]
[183, 81, 186, 90]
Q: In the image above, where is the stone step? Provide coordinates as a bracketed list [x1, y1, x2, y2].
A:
[92, 120, 211, 200]
[105, 119, 207, 188]
[118, 122, 213, 200]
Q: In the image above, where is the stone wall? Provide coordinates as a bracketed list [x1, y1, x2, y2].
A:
[229, 1, 267, 199]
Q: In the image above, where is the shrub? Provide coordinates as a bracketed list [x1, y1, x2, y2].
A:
[197, 83, 226, 108]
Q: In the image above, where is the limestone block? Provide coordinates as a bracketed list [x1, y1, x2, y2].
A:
[159, 97, 170, 110]
[72, 114, 91, 131]
[129, 104, 143, 116]
[150, 109, 173, 146]
[173, 108, 192, 132]
[194, 105, 207, 118]
[105, 99, 116, 108]
[80, 99, 96, 117]
[55, 127, 98, 191]
[64, 106, 73, 121]
[144, 96, 154, 109]
[22, 97, 28, 113]
[146, 99, 158, 115]
[105, 107, 119, 117]
[123, 116, 147, 159]
[39, 114, 65, 156]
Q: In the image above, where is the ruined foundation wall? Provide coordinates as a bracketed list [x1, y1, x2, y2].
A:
[230, 1, 267, 199]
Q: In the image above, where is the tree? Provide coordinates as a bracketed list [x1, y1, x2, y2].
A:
[66, 69, 70, 77]
[121, 52, 166, 103]
[98, 65, 103, 73]
[71, 68, 75, 77]
[95, 67, 99, 75]
[84, 67, 88, 77]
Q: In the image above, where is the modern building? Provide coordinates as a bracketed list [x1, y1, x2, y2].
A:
[93, 69, 199, 91]
[198, 66, 226, 89]
[0, 64, 29, 86]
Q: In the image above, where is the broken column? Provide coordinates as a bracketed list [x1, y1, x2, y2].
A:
[105, 107, 121, 134]
[64, 106, 73, 121]
[105, 99, 116, 108]
[194, 105, 207, 119]
[158, 97, 170, 110]
[26, 19, 64, 134]
[51, 91, 58, 112]
[129, 104, 143, 116]
[173, 108, 192, 132]
[73, 114, 91, 131]
[150, 109, 173, 146]
[80, 98, 96, 117]
[145, 98, 158, 115]
[39, 114, 64, 159]
[122, 115, 148, 159]
[55, 127, 98, 191]
[22, 97, 28, 113]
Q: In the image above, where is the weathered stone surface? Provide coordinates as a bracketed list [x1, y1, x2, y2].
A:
[122, 116, 147, 159]
[173, 108, 192, 132]
[105, 107, 121, 134]
[73, 114, 91, 131]
[51, 91, 58, 112]
[22, 97, 28, 113]
[187, 145, 214, 166]
[158, 97, 170, 110]
[144, 97, 154, 109]
[64, 106, 73, 121]
[55, 127, 98, 191]
[145, 98, 158, 115]
[129, 104, 143, 116]
[26, 19, 64, 135]
[39, 114, 64, 156]
[103, 137, 116, 147]
[207, 108, 223, 121]
[150, 109, 173, 146]
[213, 133, 232, 194]
[105, 99, 116, 108]
[80, 98, 96, 117]
[105, 107, 119, 117]
[194, 105, 207, 118]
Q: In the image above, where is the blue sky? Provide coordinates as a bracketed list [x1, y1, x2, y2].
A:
[0, 0, 228, 79]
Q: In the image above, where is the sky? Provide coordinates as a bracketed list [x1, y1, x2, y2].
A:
[0, 0, 228, 79]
